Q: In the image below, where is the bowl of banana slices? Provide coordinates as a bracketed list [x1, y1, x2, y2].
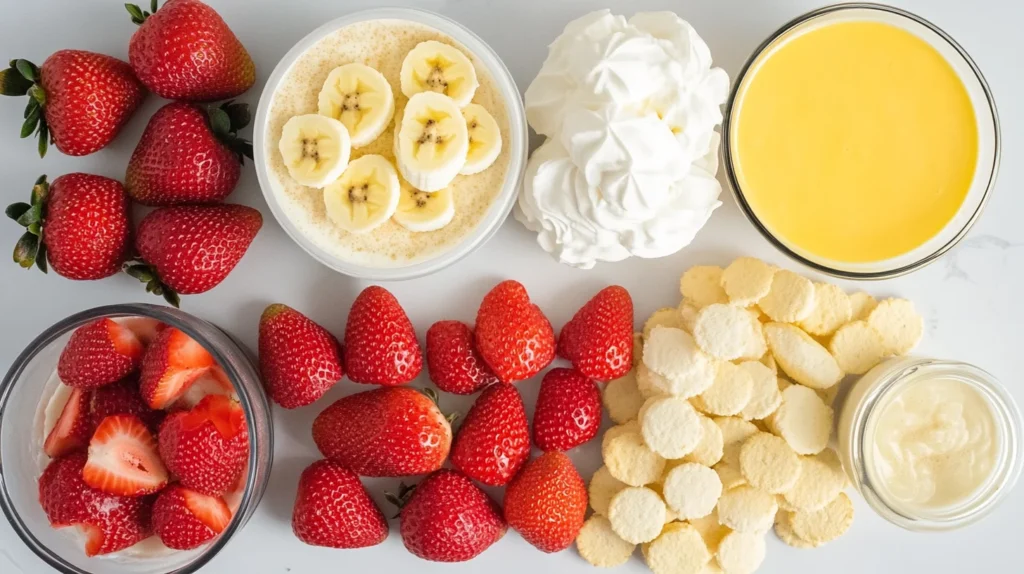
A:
[254, 7, 527, 280]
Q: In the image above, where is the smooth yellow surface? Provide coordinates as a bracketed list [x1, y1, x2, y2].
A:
[732, 20, 978, 263]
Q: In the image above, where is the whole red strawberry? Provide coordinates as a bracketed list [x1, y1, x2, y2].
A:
[7, 174, 131, 280]
[312, 387, 451, 477]
[292, 460, 388, 549]
[38, 453, 154, 556]
[0, 52, 144, 156]
[503, 451, 587, 553]
[395, 469, 506, 562]
[558, 286, 633, 381]
[158, 395, 248, 496]
[532, 368, 602, 452]
[153, 484, 232, 550]
[90, 378, 165, 432]
[344, 286, 422, 386]
[450, 384, 530, 486]
[425, 320, 498, 395]
[259, 304, 343, 409]
[126, 0, 255, 101]
[43, 386, 93, 458]
[126, 101, 253, 206]
[475, 280, 555, 383]
[58, 318, 144, 389]
[126, 204, 262, 306]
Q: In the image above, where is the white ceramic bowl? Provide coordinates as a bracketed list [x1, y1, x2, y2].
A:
[253, 7, 528, 281]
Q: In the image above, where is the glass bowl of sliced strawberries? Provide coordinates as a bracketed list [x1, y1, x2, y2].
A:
[0, 303, 272, 574]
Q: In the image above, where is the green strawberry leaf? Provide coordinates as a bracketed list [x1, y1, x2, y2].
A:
[222, 101, 252, 131]
[5, 202, 30, 221]
[20, 108, 39, 138]
[123, 264, 154, 283]
[27, 84, 45, 107]
[151, 0, 159, 15]
[26, 222, 40, 236]
[14, 60, 37, 82]
[207, 106, 231, 138]
[161, 288, 180, 308]
[35, 241, 48, 273]
[0, 68, 32, 97]
[13, 231, 38, 268]
[125, 3, 147, 24]
[37, 122, 48, 158]
[16, 203, 41, 227]
[31, 175, 49, 204]
[23, 100, 35, 118]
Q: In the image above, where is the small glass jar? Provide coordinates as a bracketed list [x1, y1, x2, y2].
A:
[0, 304, 273, 574]
[838, 357, 1022, 531]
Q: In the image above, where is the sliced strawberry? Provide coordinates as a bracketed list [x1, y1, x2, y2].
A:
[173, 365, 236, 410]
[83, 415, 168, 497]
[38, 453, 153, 556]
[140, 327, 215, 409]
[118, 317, 167, 346]
[159, 395, 248, 496]
[90, 378, 165, 432]
[153, 484, 231, 550]
[43, 386, 93, 458]
[58, 318, 144, 389]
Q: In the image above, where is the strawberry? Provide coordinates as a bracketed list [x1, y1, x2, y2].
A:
[7, 174, 131, 280]
[558, 285, 633, 381]
[0, 52, 144, 157]
[393, 469, 505, 562]
[126, 204, 262, 306]
[90, 377, 165, 432]
[503, 451, 587, 553]
[158, 395, 248, 496]
[292, 460, 388, 549]
[58, 318, 144, 389]
[312, 387, 451, 477]
[450, 384, 529, 486]
[532, 368, 602, 452]
[126, 101, 253, 206]
[153, 484, 232, 550]
[344, 286, 422, 386]
[140, 327, 215, 409]
[425, 320, 498, 395]
[83, 415, 168, 497]
[475, 280, 555, 383]
[43, 386, 93, 458]
[173, 365, 236, 410]
[259, 304, 343, 409]
[126, 0, 255, 101]
[38, 453, 154, 556]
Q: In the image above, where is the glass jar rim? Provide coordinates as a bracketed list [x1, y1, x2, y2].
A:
[845, 358, 1023, 531]
[0, 304, 271, 574]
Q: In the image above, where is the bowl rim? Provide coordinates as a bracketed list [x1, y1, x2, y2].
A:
[0, 304, 271, 574]
[253, 6, 529, 281]
[720, 1, 1001, 280]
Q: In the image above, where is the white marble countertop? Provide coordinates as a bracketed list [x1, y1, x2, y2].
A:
[1, 0, 1022, 572]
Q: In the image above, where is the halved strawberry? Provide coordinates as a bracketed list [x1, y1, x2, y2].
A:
[140, 327, 215, 409]
[83, 415, 168, 497]
[118, 317, 167, 346]
[153, 484, 232, 550]
[43, 386, 93, 458]
[58, 318, 144, 389]
[158, 395, 248, 496]
[173, 365, 236, 410]
[38, 453, 153, 556]
[90, 378, 165, 432]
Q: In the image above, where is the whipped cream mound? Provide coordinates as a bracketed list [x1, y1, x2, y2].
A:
[517, 10, 729, 269]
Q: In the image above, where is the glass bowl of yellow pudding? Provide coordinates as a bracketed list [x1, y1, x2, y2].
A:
[723, 3, 1000, 279]
[838, 358, 1022, 531]
[254, 8, 527, 280]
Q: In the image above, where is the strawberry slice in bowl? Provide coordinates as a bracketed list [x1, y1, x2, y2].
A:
[58, 318, 144, 389]
[153, 484, 233, 550]
[83, 414, 168, 497]
[140, 327, 216, 409]
[43, 385, 93, 459]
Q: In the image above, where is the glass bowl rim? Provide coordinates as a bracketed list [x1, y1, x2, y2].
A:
[720, 1, 1001, 280]
[0, 303, 271, 574]
[252, 6, 529, 281]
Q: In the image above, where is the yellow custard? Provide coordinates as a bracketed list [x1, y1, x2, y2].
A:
[732, 20, 979, 263]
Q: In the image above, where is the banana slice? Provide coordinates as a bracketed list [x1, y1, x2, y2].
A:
[323, 154, 400, 234]
[278, 114, 352, 188]
[460, 103, 502, 175]
[394, 92, 469, 192]
[393, 180, 455, 232]
[317, 63, 395, 148]
[400, 40, 479, 107]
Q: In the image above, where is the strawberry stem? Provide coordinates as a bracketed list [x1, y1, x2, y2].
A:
[205, 101, 253, 165]
[122, 260, 181, 308]
[7, 175, 48, 273]
[383, 482, 418, 519]
[125, 0, 159, 25]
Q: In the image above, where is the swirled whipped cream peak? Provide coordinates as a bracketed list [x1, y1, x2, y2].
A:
[516, 10, 728, 269]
